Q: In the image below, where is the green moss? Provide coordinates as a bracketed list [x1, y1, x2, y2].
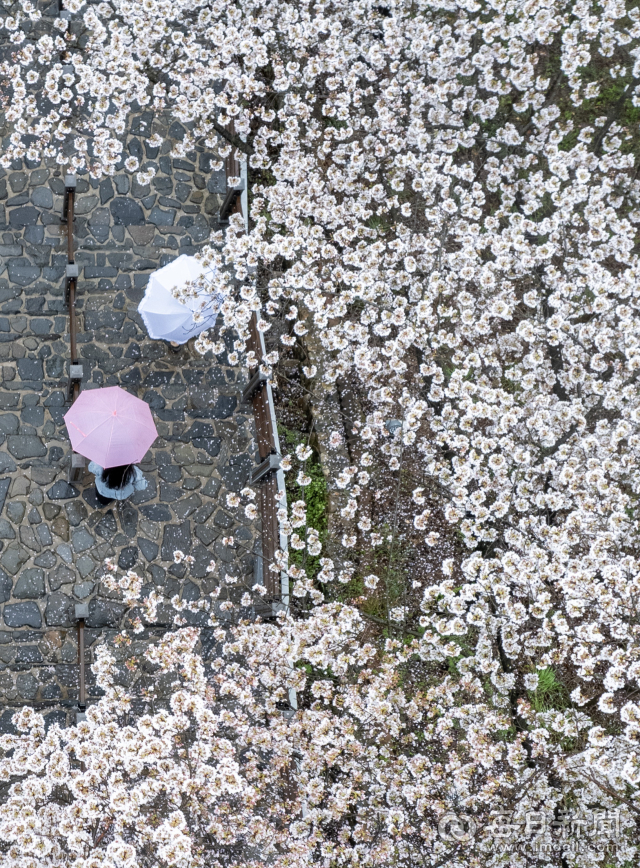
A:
[366, 214, 392, 236]
[278, 424, 328, 579]
[528, 667, 569, 712]
[557, 129, 579, 152]
[500, 374, 520, 394]
[344, 526, 414, 625]
[324, 117, 348, 130]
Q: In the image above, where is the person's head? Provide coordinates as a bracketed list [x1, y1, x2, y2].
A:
[101, 464, 135, 490]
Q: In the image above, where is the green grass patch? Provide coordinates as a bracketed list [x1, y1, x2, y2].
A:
[528, 667, 569, 712]
[278, 424, 328, 580]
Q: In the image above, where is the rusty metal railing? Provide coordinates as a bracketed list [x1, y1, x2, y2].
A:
[62, 174, 83, 409]
[61, 172, 87, 719]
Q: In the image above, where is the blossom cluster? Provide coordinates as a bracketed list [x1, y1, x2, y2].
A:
[3, 0, 640, 864]
[2, 563, 635, 868]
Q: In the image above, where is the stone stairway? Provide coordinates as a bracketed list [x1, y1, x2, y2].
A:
[0, 112, 257, 727]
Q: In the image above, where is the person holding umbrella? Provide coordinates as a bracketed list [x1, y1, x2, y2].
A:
[138, 254, 223, 349]
[64, 386, 158, 506]
[87, 462, 148, 506]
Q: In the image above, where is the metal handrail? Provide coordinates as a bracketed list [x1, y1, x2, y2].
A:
[63, 176, 87, 718]
[58, 144, 289, 722]
[223, 143, 288, 608]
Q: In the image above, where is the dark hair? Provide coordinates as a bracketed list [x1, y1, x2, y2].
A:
[101, 464, 135, 490]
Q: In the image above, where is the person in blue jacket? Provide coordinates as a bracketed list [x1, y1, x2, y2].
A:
[88, 462, 147, 506]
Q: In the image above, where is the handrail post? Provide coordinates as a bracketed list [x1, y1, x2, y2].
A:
[62, 174, 76, 227]
[74, 603, 89, 713]
[63, 175, 79, 405]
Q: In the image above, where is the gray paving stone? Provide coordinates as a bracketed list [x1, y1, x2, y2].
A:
[0, 394, 19, 410]
[193, 503, 215, 524]
[214, 538, 235, 564]
[7, 435, 46, 459]
[24, 226, 44, 245]
[110, 198, 144, 225]
[219, 455, 252, 492]
[138, 537, 159, 562]
[52, 518, 70, 542]
[158, 464, 181, 482]
[19, 526, 41, 552]
[87, 599, 127, 628]
[190, 545, 217, 579]
[174, 494, 202, 520]
[65, 501, 88, 527]
[4, 602, 41, 628]
[32, 467, 56, 485]
[16, 673, 38, 698]
[195, 524, 216, 546]
[7, 264, 39, 286]
[16, 358, 43, 380]
[161, 522, 191, 561]
[0, 571, 12, 603]
[0, 456, 17, 476]
[31, 187, 53, 209]
[0, 520, 15, 539]
[1, 547, 28, 575]
[213, 509, 234, 529]
[99, 178, 114, 204]
[121, 506, 138, 537]
[34, 550, 56, 568]
[42, 503, 60, 521]
[22, 406, 44, 427]
[49, 565, 74, 592]
[44, 593, 75, 627]
[77, 556, 95, 578]
[95, 510, 117, 540]
[75, 195, 99, 215]
[118, 546, 138, 569]
[160, 483, 182, 502]
[173, 443, 196, 465]
[149, 206, 176, 226]
[140, 504, 172, 522]
[55, 544, 73, 565]
[16, 645, 42, 665]
[14, 568, 45, 599]
[84, 310, 126, 330]
[47, 482, 79, 500]
[9, 206, 38, 227]
[36, 524, 52, 546]
[72, 527, 94, 553]
[85, 266, 118, 279]
[6, 501, 24, 523]
[187, 421, 222, 456]
[9, 172, 27, 192]
[202, 478, 222, 498]
[73, 582, 94, 600]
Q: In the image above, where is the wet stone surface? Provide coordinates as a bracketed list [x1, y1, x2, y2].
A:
[0, 112, 257, 728]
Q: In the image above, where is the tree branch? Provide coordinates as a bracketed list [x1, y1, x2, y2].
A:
[209, 119, 254, 156]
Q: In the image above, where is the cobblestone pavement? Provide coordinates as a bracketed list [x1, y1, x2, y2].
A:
[0, 113, 257, 728]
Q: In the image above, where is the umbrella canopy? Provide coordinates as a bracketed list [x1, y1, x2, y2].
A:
[138, 254, 222, 344]
[64, 386, 158, 468]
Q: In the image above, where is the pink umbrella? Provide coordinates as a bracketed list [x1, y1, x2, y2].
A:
[64, 386, 157, 468]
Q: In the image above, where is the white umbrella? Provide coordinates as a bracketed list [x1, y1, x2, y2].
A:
[138, 254, 223, 344]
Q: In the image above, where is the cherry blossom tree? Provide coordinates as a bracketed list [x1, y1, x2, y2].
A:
[3, 0, 640, 864]
[0, 559, 635, 868]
